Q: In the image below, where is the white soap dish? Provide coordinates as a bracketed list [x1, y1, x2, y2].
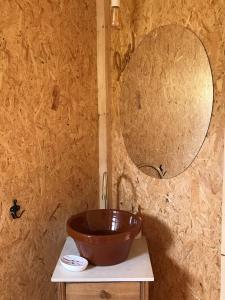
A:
[60, 255, 88, 272]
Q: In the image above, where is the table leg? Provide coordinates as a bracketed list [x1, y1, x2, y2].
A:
[57, 282, 66, 300]
[140, 282, 149, 300]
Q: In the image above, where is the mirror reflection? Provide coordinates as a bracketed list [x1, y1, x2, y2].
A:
[120, 25, 213, 179]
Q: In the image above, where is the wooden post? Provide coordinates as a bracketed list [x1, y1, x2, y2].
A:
[96, 0, 111, 209]
[57, 283, 66, 300]
[140, 282, 149, 300]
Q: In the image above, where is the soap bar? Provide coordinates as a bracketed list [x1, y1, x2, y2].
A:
[60, 255, 88, 272]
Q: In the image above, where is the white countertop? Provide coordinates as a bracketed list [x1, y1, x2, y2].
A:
[51, 236, 154, 283]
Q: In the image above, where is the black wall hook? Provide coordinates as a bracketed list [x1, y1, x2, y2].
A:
[10, 199, 25, 219]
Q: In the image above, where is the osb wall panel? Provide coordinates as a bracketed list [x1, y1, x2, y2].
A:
[0, 1, 98, 300]
[111, 1, 225, 299]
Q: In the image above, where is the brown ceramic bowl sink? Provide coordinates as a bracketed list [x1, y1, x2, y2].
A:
[67, 209, 142, 266]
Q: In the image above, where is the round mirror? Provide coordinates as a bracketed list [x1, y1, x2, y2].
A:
[120, 25, 213, 179]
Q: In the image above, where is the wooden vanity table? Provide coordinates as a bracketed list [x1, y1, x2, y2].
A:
[51, 237, 154, 300]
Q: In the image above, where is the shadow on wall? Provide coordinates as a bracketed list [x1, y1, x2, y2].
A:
[143, 215, 192, 300]
[116, 174, 138, 212]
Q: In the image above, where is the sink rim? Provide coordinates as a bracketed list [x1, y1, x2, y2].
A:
[67, 208, 142, 245]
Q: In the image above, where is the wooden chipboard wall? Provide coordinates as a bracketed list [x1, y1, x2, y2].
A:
[111, 1, 225, 299]
[0, 1, 98, 299]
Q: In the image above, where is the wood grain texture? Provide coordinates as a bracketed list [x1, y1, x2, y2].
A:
[110, 0, 225, 299]
[58, 283, 66, 300]
[120, 25, 213, 179]
[0, 1, 98, 299]
[66, 282, 140, 300]
[140, 282, 149, 300]
[96, 0, 111, 208]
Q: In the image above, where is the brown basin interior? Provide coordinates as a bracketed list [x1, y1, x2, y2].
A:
[67, 209, 142, 266]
